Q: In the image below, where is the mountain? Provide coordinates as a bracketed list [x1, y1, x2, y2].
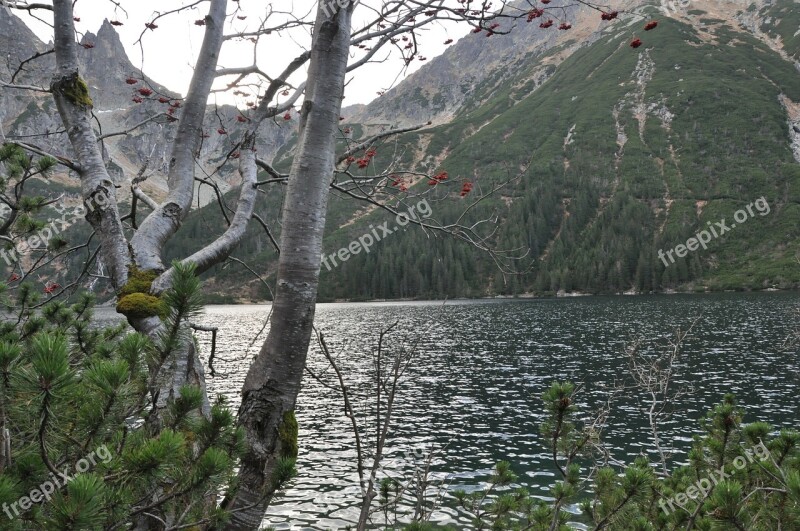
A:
[0, 11, 295, 206]
[2, 1, 799, 301]
[179, 0, 800, 301]
[0, 6, 50, 131]
[347, 1, 615, 126]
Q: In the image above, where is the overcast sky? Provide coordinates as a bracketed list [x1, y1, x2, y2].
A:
[17, 0, 469, 108]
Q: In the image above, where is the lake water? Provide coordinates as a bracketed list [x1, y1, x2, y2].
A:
[100, 292, 800, 529]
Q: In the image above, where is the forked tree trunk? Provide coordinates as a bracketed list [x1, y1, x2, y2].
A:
[222, 3, 355, 528]
[130, 0, 228, 272]
[49, 0, 232, 424]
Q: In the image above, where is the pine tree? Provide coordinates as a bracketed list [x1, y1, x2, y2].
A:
[0, 264, 293, 529]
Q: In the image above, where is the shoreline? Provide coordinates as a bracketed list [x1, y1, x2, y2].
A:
[203, 287, 798, 306]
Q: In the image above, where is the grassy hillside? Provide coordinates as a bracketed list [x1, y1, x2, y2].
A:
[169, 9, 800, 301]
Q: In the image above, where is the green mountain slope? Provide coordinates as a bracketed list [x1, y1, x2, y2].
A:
[173, 4, 800, 301]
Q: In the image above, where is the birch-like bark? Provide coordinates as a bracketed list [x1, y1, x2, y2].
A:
[121, 0, 228, 422]
[130, 0, 227, 272]
[143, 137, 258, 418]
[48, 1, 236, 424]
[222, 3, 356, 528]
[141, 142, 259, 425]
[151, 134, 259, 293]
[51, 0, 129, 289]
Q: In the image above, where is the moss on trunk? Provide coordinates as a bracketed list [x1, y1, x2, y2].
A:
[277, 410, 298, 459]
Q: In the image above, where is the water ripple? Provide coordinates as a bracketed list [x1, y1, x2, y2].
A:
[98, 292, 799, 529]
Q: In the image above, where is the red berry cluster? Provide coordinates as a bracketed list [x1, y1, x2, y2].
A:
[43, 282, 61, 294]
[527, 8, 544, 22]
[428, 170, 448, 185]
[390, 176, 409, 192]
[356, 147, 378, 169]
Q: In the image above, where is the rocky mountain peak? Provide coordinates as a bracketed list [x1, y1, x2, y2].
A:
[350, 0, 792, 129]
[0, 6, 48, 78]
[83, 19, 130, 63]
[98, 18, 124, 39]
[78, 21, 156, 110]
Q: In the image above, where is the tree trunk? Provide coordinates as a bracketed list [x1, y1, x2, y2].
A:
[130, 0, 228, 272]
[222, 3, 355, 528]
[144, 138, 259, 421]
[49, 0, 227, 419]
[51, 0, 130, 290]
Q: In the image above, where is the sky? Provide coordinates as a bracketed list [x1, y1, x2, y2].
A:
[16, 0, 471, 108]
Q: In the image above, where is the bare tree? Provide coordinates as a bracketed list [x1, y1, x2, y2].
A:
[223, 1, 632, 523]
[306, 323, 453, 529]
[624, 319, 699, 476]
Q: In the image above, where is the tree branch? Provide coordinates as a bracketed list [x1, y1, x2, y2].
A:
[2, 2, 53, 12]
[131, 0, 228, 272]
[254, 158, 288, 181]
[337, 124, 425, 164]
[50, 0, 130, 289]
[97, 113, 170, 141]
[10, 141, 80, 171]
[151, 134, 258, 293]
[0, 80, 50, 92]
[132, 186, 158, 210]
